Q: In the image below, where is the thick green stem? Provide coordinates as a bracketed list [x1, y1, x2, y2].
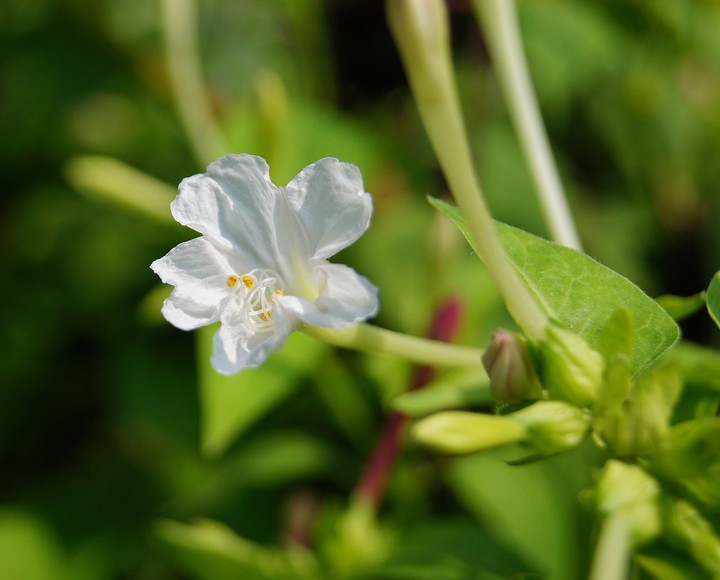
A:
[473, 0, 582, 251]
[304, 324, 486, 370]
[160, 0, 227, 167]
[589, 513, 630, 580]
[387, 0, 548, 340]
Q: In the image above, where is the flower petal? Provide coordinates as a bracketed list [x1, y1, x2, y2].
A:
[170, 154, 283, 269]
[151, 237, 235, 330]
[278, 263, 379, 328]
[283, 158, 372, 259]
[211, 301, 294, 373]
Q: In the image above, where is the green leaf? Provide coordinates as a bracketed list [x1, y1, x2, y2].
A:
[154, 519, 317, 580]
[656, 292, 706, 322]
[392, 370, 492, 417]
[0, 510, 67, 580]
[199, 327, 330, 458]
[706, 272, 720, 329]
[428, 197, 679, 375]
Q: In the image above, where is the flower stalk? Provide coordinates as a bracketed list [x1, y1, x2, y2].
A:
[387, 0, 548, 340]
[473, 0, 582, 250]
[160, 0, 227, 167]
[304, 323, 485, 370]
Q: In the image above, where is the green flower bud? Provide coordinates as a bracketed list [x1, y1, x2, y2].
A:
[539, 323, 605, 407]
[482, 329, 543, 403]
[510, 401, 590, 457]
[594, 460, 660, 546]
[412, 411, 526, 455]
[661, 497, 720, 575]
[594, 365, 681, 458]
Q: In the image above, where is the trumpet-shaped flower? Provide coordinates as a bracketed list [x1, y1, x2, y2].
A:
[151, 154, 379, 374]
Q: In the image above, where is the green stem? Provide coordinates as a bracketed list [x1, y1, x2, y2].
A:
[160, 0, 227, 167]
[304, 324, 486, 370]
[473, 0, 582, 251]
[387, 0, 548, 340]
[589, 513, 630, 580]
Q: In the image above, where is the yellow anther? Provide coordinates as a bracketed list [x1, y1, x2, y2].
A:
[275, 289, 284, 295]
[241, 274, 255, 289]
[227, 275, 239, 288]
[259, 312, 272, 322]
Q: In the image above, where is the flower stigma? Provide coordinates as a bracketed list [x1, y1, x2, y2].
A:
[230, 268, 286, 332]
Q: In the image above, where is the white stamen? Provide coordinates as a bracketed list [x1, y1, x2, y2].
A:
[236, 268, 285, 332]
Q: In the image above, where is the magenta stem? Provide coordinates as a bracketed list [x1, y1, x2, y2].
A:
[354, 296, 463, 509]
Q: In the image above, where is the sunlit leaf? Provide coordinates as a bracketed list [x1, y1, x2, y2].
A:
[706, 272, 720, 329]
[428, 198, 679, 375]
[155, 519, 317, 580]
[657, 292, 706, 322]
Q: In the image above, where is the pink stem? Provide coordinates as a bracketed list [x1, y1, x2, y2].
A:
[354, 296, 463, 509]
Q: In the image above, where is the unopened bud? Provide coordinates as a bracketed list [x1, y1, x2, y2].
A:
[412, 411, 526, 455]
[594, 366, 681, 458]
[539, 323, 605, 407]
[510, 401, 590, 457]
[594, 460, 660, 546]
[482, 329, 542, 403]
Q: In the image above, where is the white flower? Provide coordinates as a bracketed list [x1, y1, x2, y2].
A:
[151, 154, 379, 374]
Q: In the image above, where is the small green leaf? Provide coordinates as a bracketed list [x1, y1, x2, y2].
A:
[656, 292, 706, 322]
[392, 370, 491, 417]
[154, 519, 316, 580]
[199, 328, 330, 458]
[428, 197, 679, 375]
[706, 272, 720, 329]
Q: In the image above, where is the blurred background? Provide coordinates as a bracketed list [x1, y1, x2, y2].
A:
[2, 0, 720, 578]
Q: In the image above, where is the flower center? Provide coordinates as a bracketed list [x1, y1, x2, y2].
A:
[228, 268, 285, 332]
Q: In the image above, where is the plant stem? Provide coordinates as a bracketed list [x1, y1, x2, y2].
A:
[304, 322, 485, 370]
[386, 0, 548, 340]
[354, 297, 463, 508]
[160, 0, 227, 167]
[589, 513, 630, 580]
[473, 0, 582, 251]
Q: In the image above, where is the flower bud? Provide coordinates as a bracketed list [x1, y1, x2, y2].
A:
[594, 460, 660, 546]
[412, 411, 526, 455]
[538, 323, 605, 407]
[482, 329, 542, 403]
[594, 366, 681, 458]
[510, 401, 590, 457]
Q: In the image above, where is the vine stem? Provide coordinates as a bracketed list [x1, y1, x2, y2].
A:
[160, 0, 227, 167]
[589, 513, 630, 580]
[304, 321, 485, 370]
[386, 0, 548, 340]
[473, 0, 582, 250]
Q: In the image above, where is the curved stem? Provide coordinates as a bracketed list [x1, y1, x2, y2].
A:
[473, 0, 582, 251]
[589, 513, 630, 580]
[387, 0, 548, 340]
[160, 0, 227, 167]
[304, 323, 486, 370]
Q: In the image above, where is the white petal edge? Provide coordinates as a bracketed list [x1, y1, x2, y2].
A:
[170, 154, 284, 270]
[151, 237, 234, 330]
[283, 158, 372, 260]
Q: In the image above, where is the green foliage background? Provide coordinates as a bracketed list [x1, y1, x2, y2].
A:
[1, 0, 720, 578]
